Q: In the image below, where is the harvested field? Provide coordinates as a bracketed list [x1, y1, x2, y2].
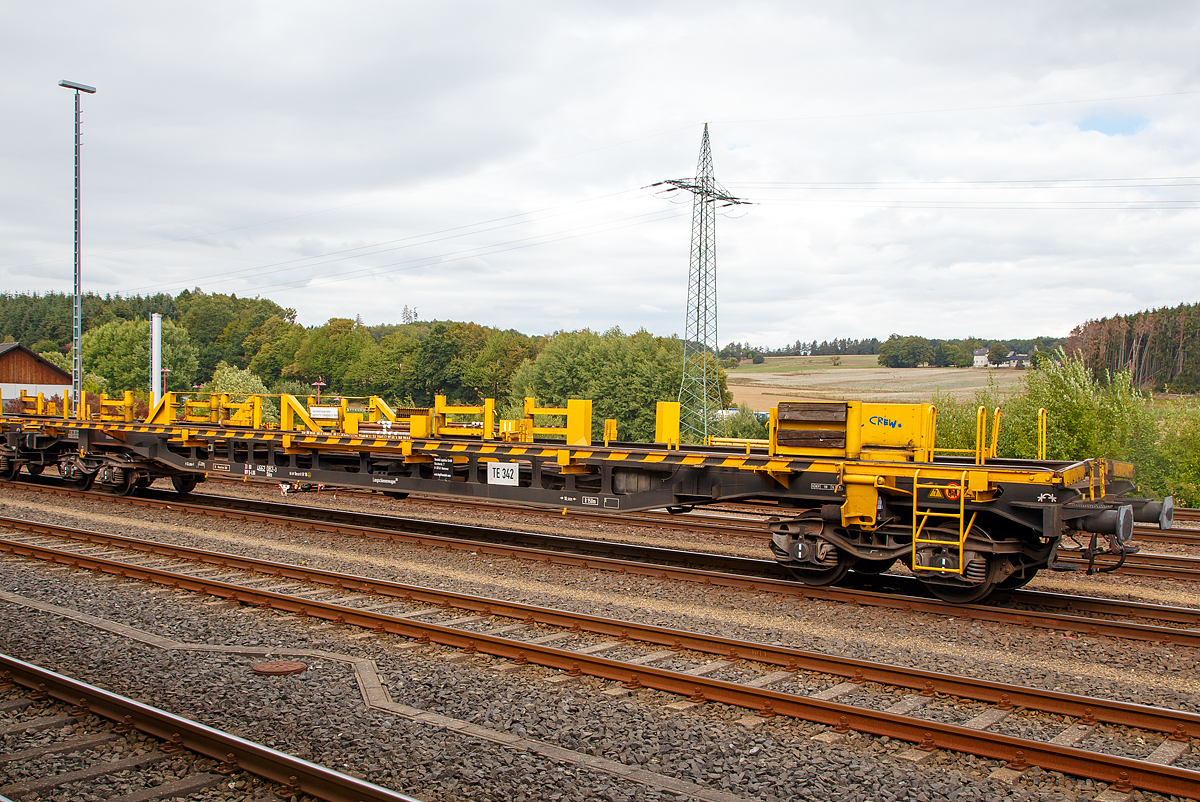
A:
[727, 356, 1025, 408]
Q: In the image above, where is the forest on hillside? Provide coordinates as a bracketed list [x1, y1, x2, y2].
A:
[0, 290, 719, 442]
[5, 290, 1200, 499]
[1066, 302, 1200, 392]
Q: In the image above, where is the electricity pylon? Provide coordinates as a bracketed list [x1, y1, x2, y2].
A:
[652, 124, 749, 443]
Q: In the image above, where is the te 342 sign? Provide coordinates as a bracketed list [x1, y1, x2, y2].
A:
[487, 461, 519, 486]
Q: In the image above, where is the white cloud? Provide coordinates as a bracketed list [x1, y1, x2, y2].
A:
[2, 1, 1199, 347]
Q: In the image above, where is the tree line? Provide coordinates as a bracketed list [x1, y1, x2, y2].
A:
[875, 334, 1067, 368]
[720, 337, 881, 362]
[935, 348, 1200, 507]
[0, 290, 736, 443]
[1066, 302, 1200, 392]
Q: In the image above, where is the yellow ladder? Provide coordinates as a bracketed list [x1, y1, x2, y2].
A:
[911, 470, 977, 574]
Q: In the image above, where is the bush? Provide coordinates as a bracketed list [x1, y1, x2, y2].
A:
[725, 404, 767, 439]
[205, 361, 279, 424]
[931, 348, 1198, 504]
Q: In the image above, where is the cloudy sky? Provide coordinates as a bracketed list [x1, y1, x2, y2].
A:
[2, 3, 1199, 347]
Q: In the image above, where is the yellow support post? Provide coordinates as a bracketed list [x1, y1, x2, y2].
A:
[1037, 408, 1048, 461]
[918, 405, 938, 463]
[367, 396, 399, 423]
[655, 401, 680, 449]
[409, 412, 432, 438]
[565, 399, 591, 446]
[521, 397, 590, 445]
[279, 394, 323, 432]
[989, 407, 1001, 459]
[974, 406, 987, 465]
[433, 395, 495, 439]
[603, 418, 618, 446]
[144, 392, 178, 425]
[484, 398, 495, 440]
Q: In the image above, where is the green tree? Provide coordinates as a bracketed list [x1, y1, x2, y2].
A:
[460, 329, 539, 402]
[726, 404, 767, 439]
[508, 328, 698, 442]
[988, 342, 1009, 365]
[176, 289, 292, 378]
[82, 318, 198, 394]
[877, 335, 932, 368]
[39, 349, 108, 396]
[245, 316, 306, 384]
[285, 318, 374, 391]
[930, 342, 962, 367]
[204, 361, 279, 424]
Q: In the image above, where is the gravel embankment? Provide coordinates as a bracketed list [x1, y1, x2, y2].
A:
[0, 483, 1195, 801]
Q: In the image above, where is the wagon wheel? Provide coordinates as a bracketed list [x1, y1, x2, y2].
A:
[917, 525, 1003, 604]
[785, 560, 851, 587]
[172, 475, 198, 496]
[74, 471, 95, 491]
[24, 463, 44, 477]
[115, 471, 140, 496]
[851, 557, 898, 575]
[921, 554, 1002, 604]
[996, 567, 1039, 590]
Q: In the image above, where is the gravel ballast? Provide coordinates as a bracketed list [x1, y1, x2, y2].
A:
[0, 483, 1195, 800]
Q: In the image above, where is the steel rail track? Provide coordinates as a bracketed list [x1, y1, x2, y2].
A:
[0, 653, 420, 802]
[1132, 524, 1200, 546]
[4, 508, 1200, 643]
[90, 482, 1200, 584]
[1054, 548, 1200, 579]
[6, 477, 1197, 582]
[3, 482, 1200, 644]
[227, 475, 1200, 546]
[156, 478, 1200, 579]
[1, 522, 1198, 798]
[209, 474, 775, 537]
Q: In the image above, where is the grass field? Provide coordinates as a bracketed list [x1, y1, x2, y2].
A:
[727, 355, 1025, 408]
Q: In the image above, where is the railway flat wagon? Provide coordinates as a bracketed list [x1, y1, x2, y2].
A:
[1, 391, 1170, 602]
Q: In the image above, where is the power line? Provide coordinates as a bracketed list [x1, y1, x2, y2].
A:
[712, 88, 1200, 126]
[123, 187, 646, 293]
[6, 128, 695, 272]
[241, 208, 689, 297]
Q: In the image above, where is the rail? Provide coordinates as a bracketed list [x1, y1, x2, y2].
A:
[2, 522, 1198, 798]
[0, 652, 421, 802]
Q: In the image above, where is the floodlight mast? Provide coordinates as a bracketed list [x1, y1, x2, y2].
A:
[59, 80, 96, 418]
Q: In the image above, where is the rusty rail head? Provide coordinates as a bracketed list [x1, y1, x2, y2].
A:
[0, 653, 422, 802]
[3, 519, 1200, 796]
[1, 494, 1198, 646]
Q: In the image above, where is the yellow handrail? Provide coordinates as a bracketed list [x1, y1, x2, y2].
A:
[1037, 408, 1047, 460]
[974, 406, 987, 465]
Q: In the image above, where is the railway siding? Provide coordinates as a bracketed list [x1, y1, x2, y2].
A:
[1, 518, 1198, 798]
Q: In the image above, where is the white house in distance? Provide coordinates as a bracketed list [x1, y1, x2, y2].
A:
[973, 347, 1030, 368]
